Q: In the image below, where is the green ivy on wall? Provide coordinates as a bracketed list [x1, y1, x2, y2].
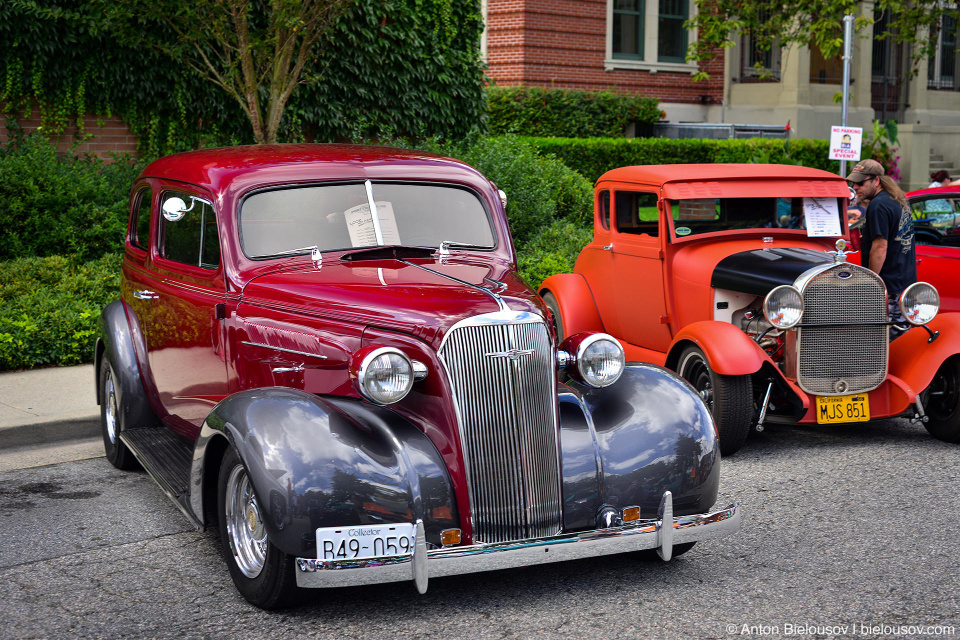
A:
[1, 0, 487, 156]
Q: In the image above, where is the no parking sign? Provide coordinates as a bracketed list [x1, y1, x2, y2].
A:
[828, 126, 863, 161]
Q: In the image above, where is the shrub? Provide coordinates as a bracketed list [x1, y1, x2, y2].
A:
[418, 135, 594, 246]
[487, 87, 661, 138]
[523, 137, 839, 183]
[0, 136, 144, 260]
[517, 219, 594, 288]
[0, 254, 121, 370]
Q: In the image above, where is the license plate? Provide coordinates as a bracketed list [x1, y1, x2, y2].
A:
[816, 394, 870, 424]
[316, 523, 416, 561]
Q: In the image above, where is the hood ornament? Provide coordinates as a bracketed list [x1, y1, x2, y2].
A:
[830, 238, 849, 263]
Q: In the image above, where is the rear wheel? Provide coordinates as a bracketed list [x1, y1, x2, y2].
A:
[677, 346, 753, 456]
[218, 448, 300, 609]
[922, 357, 960, 443]
[542, 291, 566, 342]
[99, 354, 138, 470]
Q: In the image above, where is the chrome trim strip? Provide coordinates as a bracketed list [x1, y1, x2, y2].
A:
[294, 500, 741, 590]
[364, 179, 385, 245]
[398, 259, 509, 312]
[240, 341, 328, 359]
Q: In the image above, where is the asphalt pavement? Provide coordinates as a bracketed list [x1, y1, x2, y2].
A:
[0, 364, 103, 470]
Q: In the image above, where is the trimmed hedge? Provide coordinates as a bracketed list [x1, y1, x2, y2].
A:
[487, 87, 662, 139]
[0, 136, 144, 261]
[522, 137, 840, 183]
[0, 254, 121, 370]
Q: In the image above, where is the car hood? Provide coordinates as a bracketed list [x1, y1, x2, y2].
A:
[669, 238, 840, 296]
[710, 247, 835, 295]
[239, 256, 543, 345]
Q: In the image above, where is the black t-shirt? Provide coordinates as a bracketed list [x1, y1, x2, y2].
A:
[860, 190, 916, 296]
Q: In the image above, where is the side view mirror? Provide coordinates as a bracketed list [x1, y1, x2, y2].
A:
[162, 197, 189, 222]
[498, 189, 507, 210]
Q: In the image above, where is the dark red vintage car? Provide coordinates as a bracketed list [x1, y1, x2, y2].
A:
[541, 164, 960, 456]
[95, 145, 740, 608]
[909, 185, 960, 313]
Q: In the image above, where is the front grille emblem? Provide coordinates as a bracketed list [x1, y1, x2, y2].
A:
[837, 271, 852, 279]
[485, 348, 534, 361]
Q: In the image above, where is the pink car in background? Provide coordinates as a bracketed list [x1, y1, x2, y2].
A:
[909, 186, 960, 313]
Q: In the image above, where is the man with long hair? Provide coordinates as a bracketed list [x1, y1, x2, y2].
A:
[848, 159, 916, 340]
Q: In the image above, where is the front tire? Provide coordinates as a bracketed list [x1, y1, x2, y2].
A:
[922, 357, 960, 443]
[542, 291, 566, 342]
[99, 354, 138, 470]
[218, 448, 299, 609]
[677, 346, 753, 456]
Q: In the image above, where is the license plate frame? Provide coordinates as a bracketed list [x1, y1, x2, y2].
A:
[315, 523, 416, 561]
[816, 393, 870, 424]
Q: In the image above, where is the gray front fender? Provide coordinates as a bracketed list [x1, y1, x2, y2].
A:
[95, 300, 156, 433]
[559, 363, 720, 531]
[190, 388, 458, 559]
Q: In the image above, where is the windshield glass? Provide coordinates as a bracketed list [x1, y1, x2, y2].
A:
[668, 196, 845, 239]
[240, 182, 495, 258]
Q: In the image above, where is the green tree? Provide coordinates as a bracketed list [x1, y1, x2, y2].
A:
[107, 0, 354, 144]
[687, 0, 960, 82]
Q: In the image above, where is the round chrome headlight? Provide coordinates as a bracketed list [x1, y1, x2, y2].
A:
[763, 285, 804, 329]
[900, 282, 939, 326]
[576, 334, 625, 388]
[357, 347, 414, 404]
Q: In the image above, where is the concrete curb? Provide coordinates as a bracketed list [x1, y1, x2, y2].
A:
[0, 418, 101, 451]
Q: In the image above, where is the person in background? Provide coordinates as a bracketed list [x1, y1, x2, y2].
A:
[929, 170, 952, 189]
[847, 159, 916, 340]
[847, 186, 865, 252]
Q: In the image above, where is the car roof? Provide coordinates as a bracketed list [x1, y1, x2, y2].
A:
[907, 185, 959, 198]
[139, 144, 488, 195]
[598, 163, 845, 185]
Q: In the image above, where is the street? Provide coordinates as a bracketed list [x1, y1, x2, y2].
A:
[1, 417, 958, 640]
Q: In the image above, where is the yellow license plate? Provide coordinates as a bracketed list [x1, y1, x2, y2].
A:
[816, 394, 870, 424]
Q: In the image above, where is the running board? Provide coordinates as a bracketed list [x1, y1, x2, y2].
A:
[120, 427, 201, 528]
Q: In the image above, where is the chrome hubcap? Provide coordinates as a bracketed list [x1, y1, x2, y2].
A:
[104, 369, 118, 444]
[225, 464, 267, 578]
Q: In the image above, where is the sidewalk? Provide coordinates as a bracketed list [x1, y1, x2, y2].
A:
[0, 364, 100, 451]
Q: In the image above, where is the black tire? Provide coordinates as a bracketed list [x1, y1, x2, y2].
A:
[677, 346, 753, 456]
[218, 448, 300, 609]
[921, 357, 960, 443]
[99, 354, 139, 471]
[542, 291, 566, 341]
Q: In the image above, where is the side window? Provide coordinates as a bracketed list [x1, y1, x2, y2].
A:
[159, 191, 220, 269]
[599, 190, 611, 230]
[131, 188, 152, 251]
[615, 191, 660, 236]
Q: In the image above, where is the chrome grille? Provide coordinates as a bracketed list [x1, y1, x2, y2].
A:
[797, 264, 888, 395]
[438, 313, 561, 544]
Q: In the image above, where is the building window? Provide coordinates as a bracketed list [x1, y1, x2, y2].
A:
[810, 42, 843, 85]
[929, 13, 959, 91]
[658, 0, 688, 63]
[613, 0, 644, 60]
[738, 9, 781, 82]
[606, 0, 697, 72]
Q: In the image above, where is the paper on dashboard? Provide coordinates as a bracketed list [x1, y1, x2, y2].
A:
[345, 201, 401, 247]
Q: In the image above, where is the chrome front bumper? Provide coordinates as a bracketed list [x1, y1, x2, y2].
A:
[295, 492, 741, 592]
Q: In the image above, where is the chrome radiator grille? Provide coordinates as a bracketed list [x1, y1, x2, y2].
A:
[438, 314, 561, 544]
[797, 264, 888, 395]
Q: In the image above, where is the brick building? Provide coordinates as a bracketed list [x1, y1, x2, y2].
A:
[0, 108, 138, 159]
[482, 0, 725, 126]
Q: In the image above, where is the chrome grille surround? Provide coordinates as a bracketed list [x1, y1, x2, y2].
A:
[437, 311, 562, 544]
[795, 263, 888, 395]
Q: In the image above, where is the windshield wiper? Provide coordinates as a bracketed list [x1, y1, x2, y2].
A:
[438, 241, 489, 256]
[340, 245, 436, 262]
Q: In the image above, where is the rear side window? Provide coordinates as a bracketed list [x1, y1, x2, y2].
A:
[615, 191, 659, 236]
[598, 190, 611, 230]
[131, 188, 152, 251]
[159, 191, 220, 269]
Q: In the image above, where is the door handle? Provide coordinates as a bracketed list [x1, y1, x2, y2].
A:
[134, 290, 159, 300]
[603, 244, 613, 251]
